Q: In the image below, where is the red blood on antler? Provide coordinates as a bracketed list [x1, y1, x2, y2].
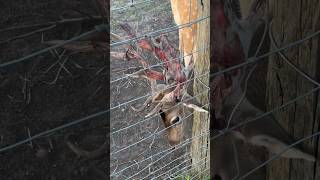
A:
[138, 39, 153, 52]
[154, 47, 170, 68]
[155, 36, 186, 87]
[171, 62, 186, 83]
[120, 23, 188, 100]
[145, 70, 165, 81]
[159, 34, 177, 58]
[120, 23, 154, 52]
[157, 51, 186, 100]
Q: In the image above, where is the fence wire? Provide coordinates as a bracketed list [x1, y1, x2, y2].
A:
[111, 131, 210, 177]
[168, 156, 208, 179]
[206, 17, 320, 180]
[111, 100, 209, 156]
[151, 145, 209, 180]
[110, 1, 211, 177]
[123, 132, 210, 180]
[110, 0, 320, 179]
[110, 23, 320, 180]
[110, 16, 209, 47]
[0, 24, 108, 68]
[1, 0, 320, 179]
[110, 45, 209, 83]
[109, 1, 320, 179]
[111, 0, 154, 12]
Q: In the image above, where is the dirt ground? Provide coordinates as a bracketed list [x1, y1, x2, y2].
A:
[0, 1, 107, 179]
[110, 0, 199, 179]
[109, 0, 270, 179]
[0, 0, 268, 179]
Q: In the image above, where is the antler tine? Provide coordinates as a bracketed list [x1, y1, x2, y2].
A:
[131, 95, 153, 112]
[155, 90, 175, 103]
[145, 103, 162, 118]
[131, 79, 170, 112]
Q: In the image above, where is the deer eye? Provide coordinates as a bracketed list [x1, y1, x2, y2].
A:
[171, 117, 180, 124]
[159, 109, 166, 120]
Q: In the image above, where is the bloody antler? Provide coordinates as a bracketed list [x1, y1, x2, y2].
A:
[119, 23, 187, 99]
[119, 22, 207, 146]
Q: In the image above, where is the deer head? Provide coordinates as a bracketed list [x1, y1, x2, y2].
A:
[131, 76, 208, 146]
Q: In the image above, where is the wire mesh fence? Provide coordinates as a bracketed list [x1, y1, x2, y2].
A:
[111, 0, 320, 179]
[209, 1, 320, 179]
[0, 0, 108, 179]
[110, 0, 210, 179]
[0, 0, 320, 179]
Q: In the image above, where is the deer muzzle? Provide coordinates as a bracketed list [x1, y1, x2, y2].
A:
[159, 105, 184, 146]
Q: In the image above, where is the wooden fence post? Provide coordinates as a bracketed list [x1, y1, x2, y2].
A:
[266, 0, 320, 179]
[190, 0, 210, 176]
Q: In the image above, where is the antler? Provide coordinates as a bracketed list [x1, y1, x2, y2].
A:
[118, 23, 208, 146]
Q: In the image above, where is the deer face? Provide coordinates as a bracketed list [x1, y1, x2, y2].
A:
[159, 102, 184, 146]
[132, 83, 208, 146]
[158, 89, 209, 146]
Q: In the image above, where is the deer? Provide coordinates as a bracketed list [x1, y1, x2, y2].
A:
[139, 0, 209, 147]
[211, 0, 316, 180]
[109, 0, 207, 145]
[109, 22, 209, 146]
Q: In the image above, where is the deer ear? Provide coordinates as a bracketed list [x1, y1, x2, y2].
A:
[249, 135, 316, 162]
[153, 92, 165, 102]
[182, 102, 208, 113]
[182, 93, 208, 113]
